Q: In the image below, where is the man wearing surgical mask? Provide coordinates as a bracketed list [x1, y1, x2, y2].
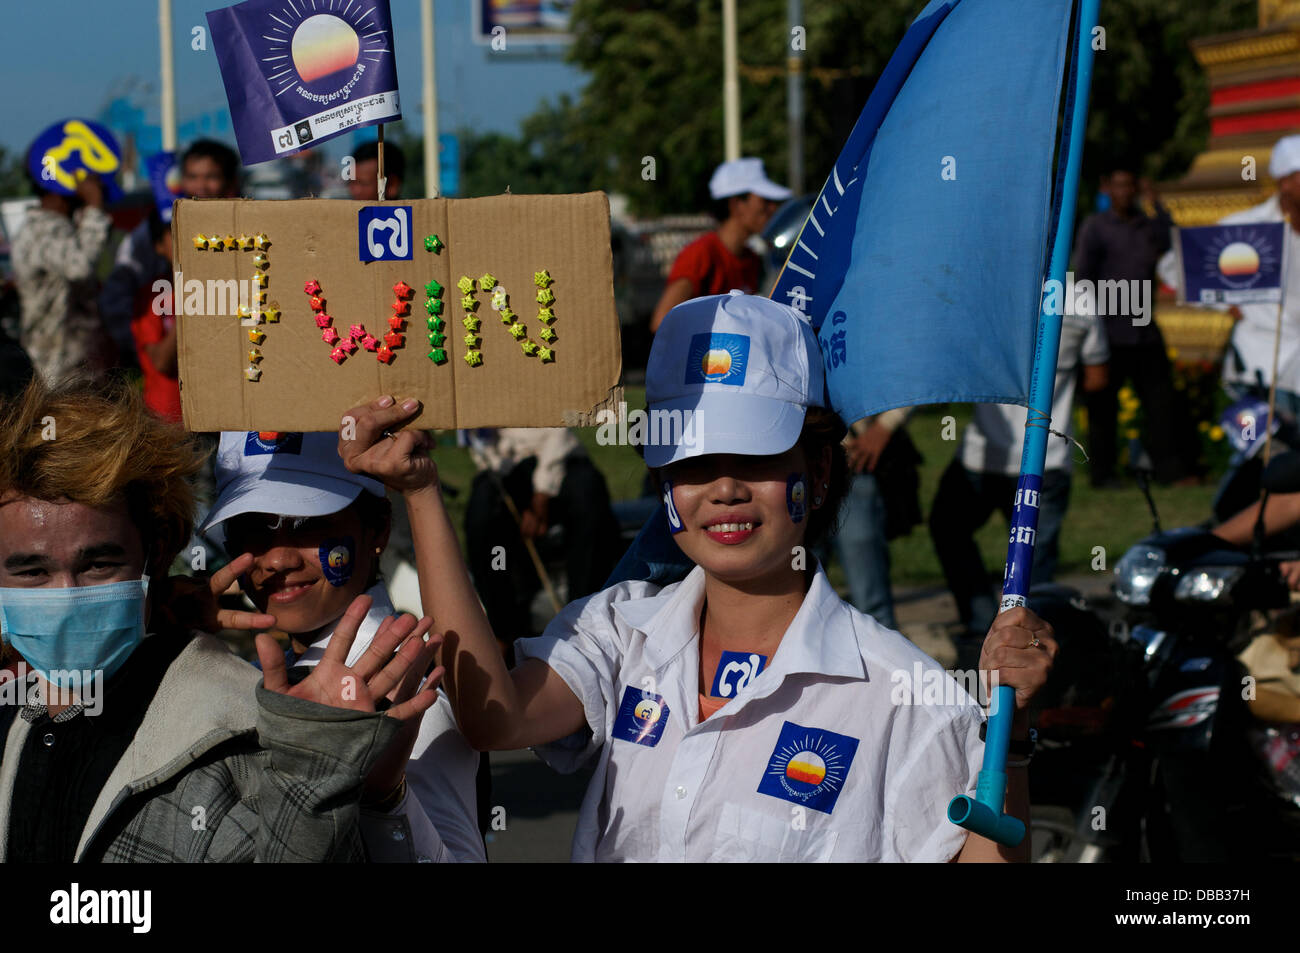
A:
[0, 376, 442, 862]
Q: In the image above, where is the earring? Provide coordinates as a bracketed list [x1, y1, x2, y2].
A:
[374, 546, 382, 555]
[822, 482, 829, 489]
[813, 495, 823, 506]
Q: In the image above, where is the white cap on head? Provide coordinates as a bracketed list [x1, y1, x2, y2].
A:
[644, 291, 825, 468]
[1270, 134, 1300, 180]
[199, 431, 385, 532]
[708, 157, 793, 202]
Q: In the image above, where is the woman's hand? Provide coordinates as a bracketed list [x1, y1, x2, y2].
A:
[978, 607, 1057, 721]
[160, 552, 276, 634]
[337, 396, 438, 495]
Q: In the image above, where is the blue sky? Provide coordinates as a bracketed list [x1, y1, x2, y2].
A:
[3, 0, 586, 155]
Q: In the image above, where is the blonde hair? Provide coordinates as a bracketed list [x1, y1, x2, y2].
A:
[0, 376, 206, 574]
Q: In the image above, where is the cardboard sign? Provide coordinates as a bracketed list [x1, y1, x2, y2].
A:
[172, 194, 622, 432]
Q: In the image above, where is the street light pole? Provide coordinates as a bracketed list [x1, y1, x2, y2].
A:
[787, 0, 804, 194]
[723, 0, 740, 161]
[422, 0, 441, 198]
[159, 0, 177, 151]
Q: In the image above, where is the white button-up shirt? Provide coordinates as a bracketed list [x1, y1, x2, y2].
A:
[516, 565, 985, 862]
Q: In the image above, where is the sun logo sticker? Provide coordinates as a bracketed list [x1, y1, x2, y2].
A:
[685, 332, 750, 386]
[612, 686, 670, 747]
[757, 721, 859, 814]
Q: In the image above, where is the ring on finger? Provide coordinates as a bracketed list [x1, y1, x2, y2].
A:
[1027, 635, 1041, 649]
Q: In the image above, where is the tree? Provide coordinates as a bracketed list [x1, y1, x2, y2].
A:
[0, 146, 33, 201]
[550, 0, 1259, 217]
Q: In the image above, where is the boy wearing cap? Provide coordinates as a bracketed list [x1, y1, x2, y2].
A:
[356, 293, 1057, 862]
[201, 426, 484, 862]
[649, 158, 791, 333]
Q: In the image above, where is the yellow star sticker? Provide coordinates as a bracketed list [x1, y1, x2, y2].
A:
[263, 305, 280, 323]
[237, 233, 253, 249]
[192, 234, 208, 250]
[254, 233, 271, 249]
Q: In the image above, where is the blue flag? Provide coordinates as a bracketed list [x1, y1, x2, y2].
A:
[770, 0, 1074, 425]
[206, 0, 402, 165]
[1173, 223, 1286, 305]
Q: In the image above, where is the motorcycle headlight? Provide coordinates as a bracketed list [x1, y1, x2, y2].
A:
[1113, 545, 1167, 605]
[1173, 566, 1244, 603]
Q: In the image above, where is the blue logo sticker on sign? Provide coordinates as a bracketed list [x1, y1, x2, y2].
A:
[757, 721, 859, 815]
[244, 432, 303, 456]
[685, 332, 749, 386]
[358, 206, 413, 261]
[710, 651, 767, 699]
[612, 685, 670, 747]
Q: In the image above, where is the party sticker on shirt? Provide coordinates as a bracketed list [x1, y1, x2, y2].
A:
[612, 685, 670, 747]
[757, 721, 859, 815]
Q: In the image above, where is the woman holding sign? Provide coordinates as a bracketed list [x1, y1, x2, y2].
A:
[340, 292, 1057, 862]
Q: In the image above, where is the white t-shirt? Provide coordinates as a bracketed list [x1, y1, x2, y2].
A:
[294, 582, 485, 863]
[1157, 194, 1300, 394]
[960, 313, 1108, 475]
[515, 565, 986, 862]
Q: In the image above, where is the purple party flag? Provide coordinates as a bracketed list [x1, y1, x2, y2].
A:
[206, 0, 401, 165]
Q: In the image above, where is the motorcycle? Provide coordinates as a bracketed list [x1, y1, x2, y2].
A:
[1027, 446, 1300, 861]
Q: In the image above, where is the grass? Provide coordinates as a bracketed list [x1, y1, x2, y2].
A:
[427, 392, 1220, 590]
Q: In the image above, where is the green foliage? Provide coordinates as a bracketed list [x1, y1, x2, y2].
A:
[0, 146, 32, 200]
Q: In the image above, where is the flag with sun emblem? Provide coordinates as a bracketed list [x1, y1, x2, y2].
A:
[1172, 223, 1286, 306]
[207, 0, 402, 165]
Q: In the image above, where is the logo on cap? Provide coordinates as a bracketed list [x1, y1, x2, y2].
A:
[244, 432, 303, 456]
[685, 332, 749, 386]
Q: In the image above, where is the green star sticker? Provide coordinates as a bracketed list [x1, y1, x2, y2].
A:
[463, 331, 480, 348]
[424, 279, 443, 298]
[539, 327, 557, 343]
[521, 340, 539, 356]
[457, 276, 475, 294]
[461, 293, 477, 311]
[428, 331, 446, 347]
[463, 315, 481, 333]
[533, 269, 552, 288]
[426, 298, 444, 315]
[538, 346, 555, 363]
[424, 235, 444, 253]
[428, 347, 447, 363]
[508, 322, 527, 340]
[464, 350, 483, 367]
[480, 273, 497, 291]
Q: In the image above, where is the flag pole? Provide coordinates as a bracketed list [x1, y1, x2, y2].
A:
[946, 0, 1101, 848]
[1263, 222, 1289, 465]
[376, 124, 387, 202]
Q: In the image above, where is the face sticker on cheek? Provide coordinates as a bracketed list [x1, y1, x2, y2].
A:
[786, 473, 807, 524]
[319, 537, 355, 587]
[663, 480, 685, 535]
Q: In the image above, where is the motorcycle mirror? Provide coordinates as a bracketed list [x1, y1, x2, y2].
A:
[1261, 451, 1300, 495]
[1127, 437, 1154, 475]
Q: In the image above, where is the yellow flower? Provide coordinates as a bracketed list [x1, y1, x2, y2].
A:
[1125, 428, 1140, 440]
[1118, 386, 1135, 402]
[1209, 425, 1224, 441]
[1168, 347, 1180, 361]
[1198, 420, 1211, 432]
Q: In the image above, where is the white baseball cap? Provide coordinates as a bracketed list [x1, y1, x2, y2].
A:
[708, 157, 793, 201]
[644, 291, 825, 468]
[1271, 134, 1300, 180]
[199, 431, 385, 532]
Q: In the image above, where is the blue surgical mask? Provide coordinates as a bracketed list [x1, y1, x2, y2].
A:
[0, 576, 149, 688]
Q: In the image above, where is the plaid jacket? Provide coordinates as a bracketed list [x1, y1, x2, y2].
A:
[0, 634, 401, 862]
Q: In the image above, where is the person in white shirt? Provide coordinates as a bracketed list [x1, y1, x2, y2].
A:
[199, 429, 484, 862]
[931, 312, 1109, 641]
[1157, 133, 1300, 419]
[343, 292, 1058, 861]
